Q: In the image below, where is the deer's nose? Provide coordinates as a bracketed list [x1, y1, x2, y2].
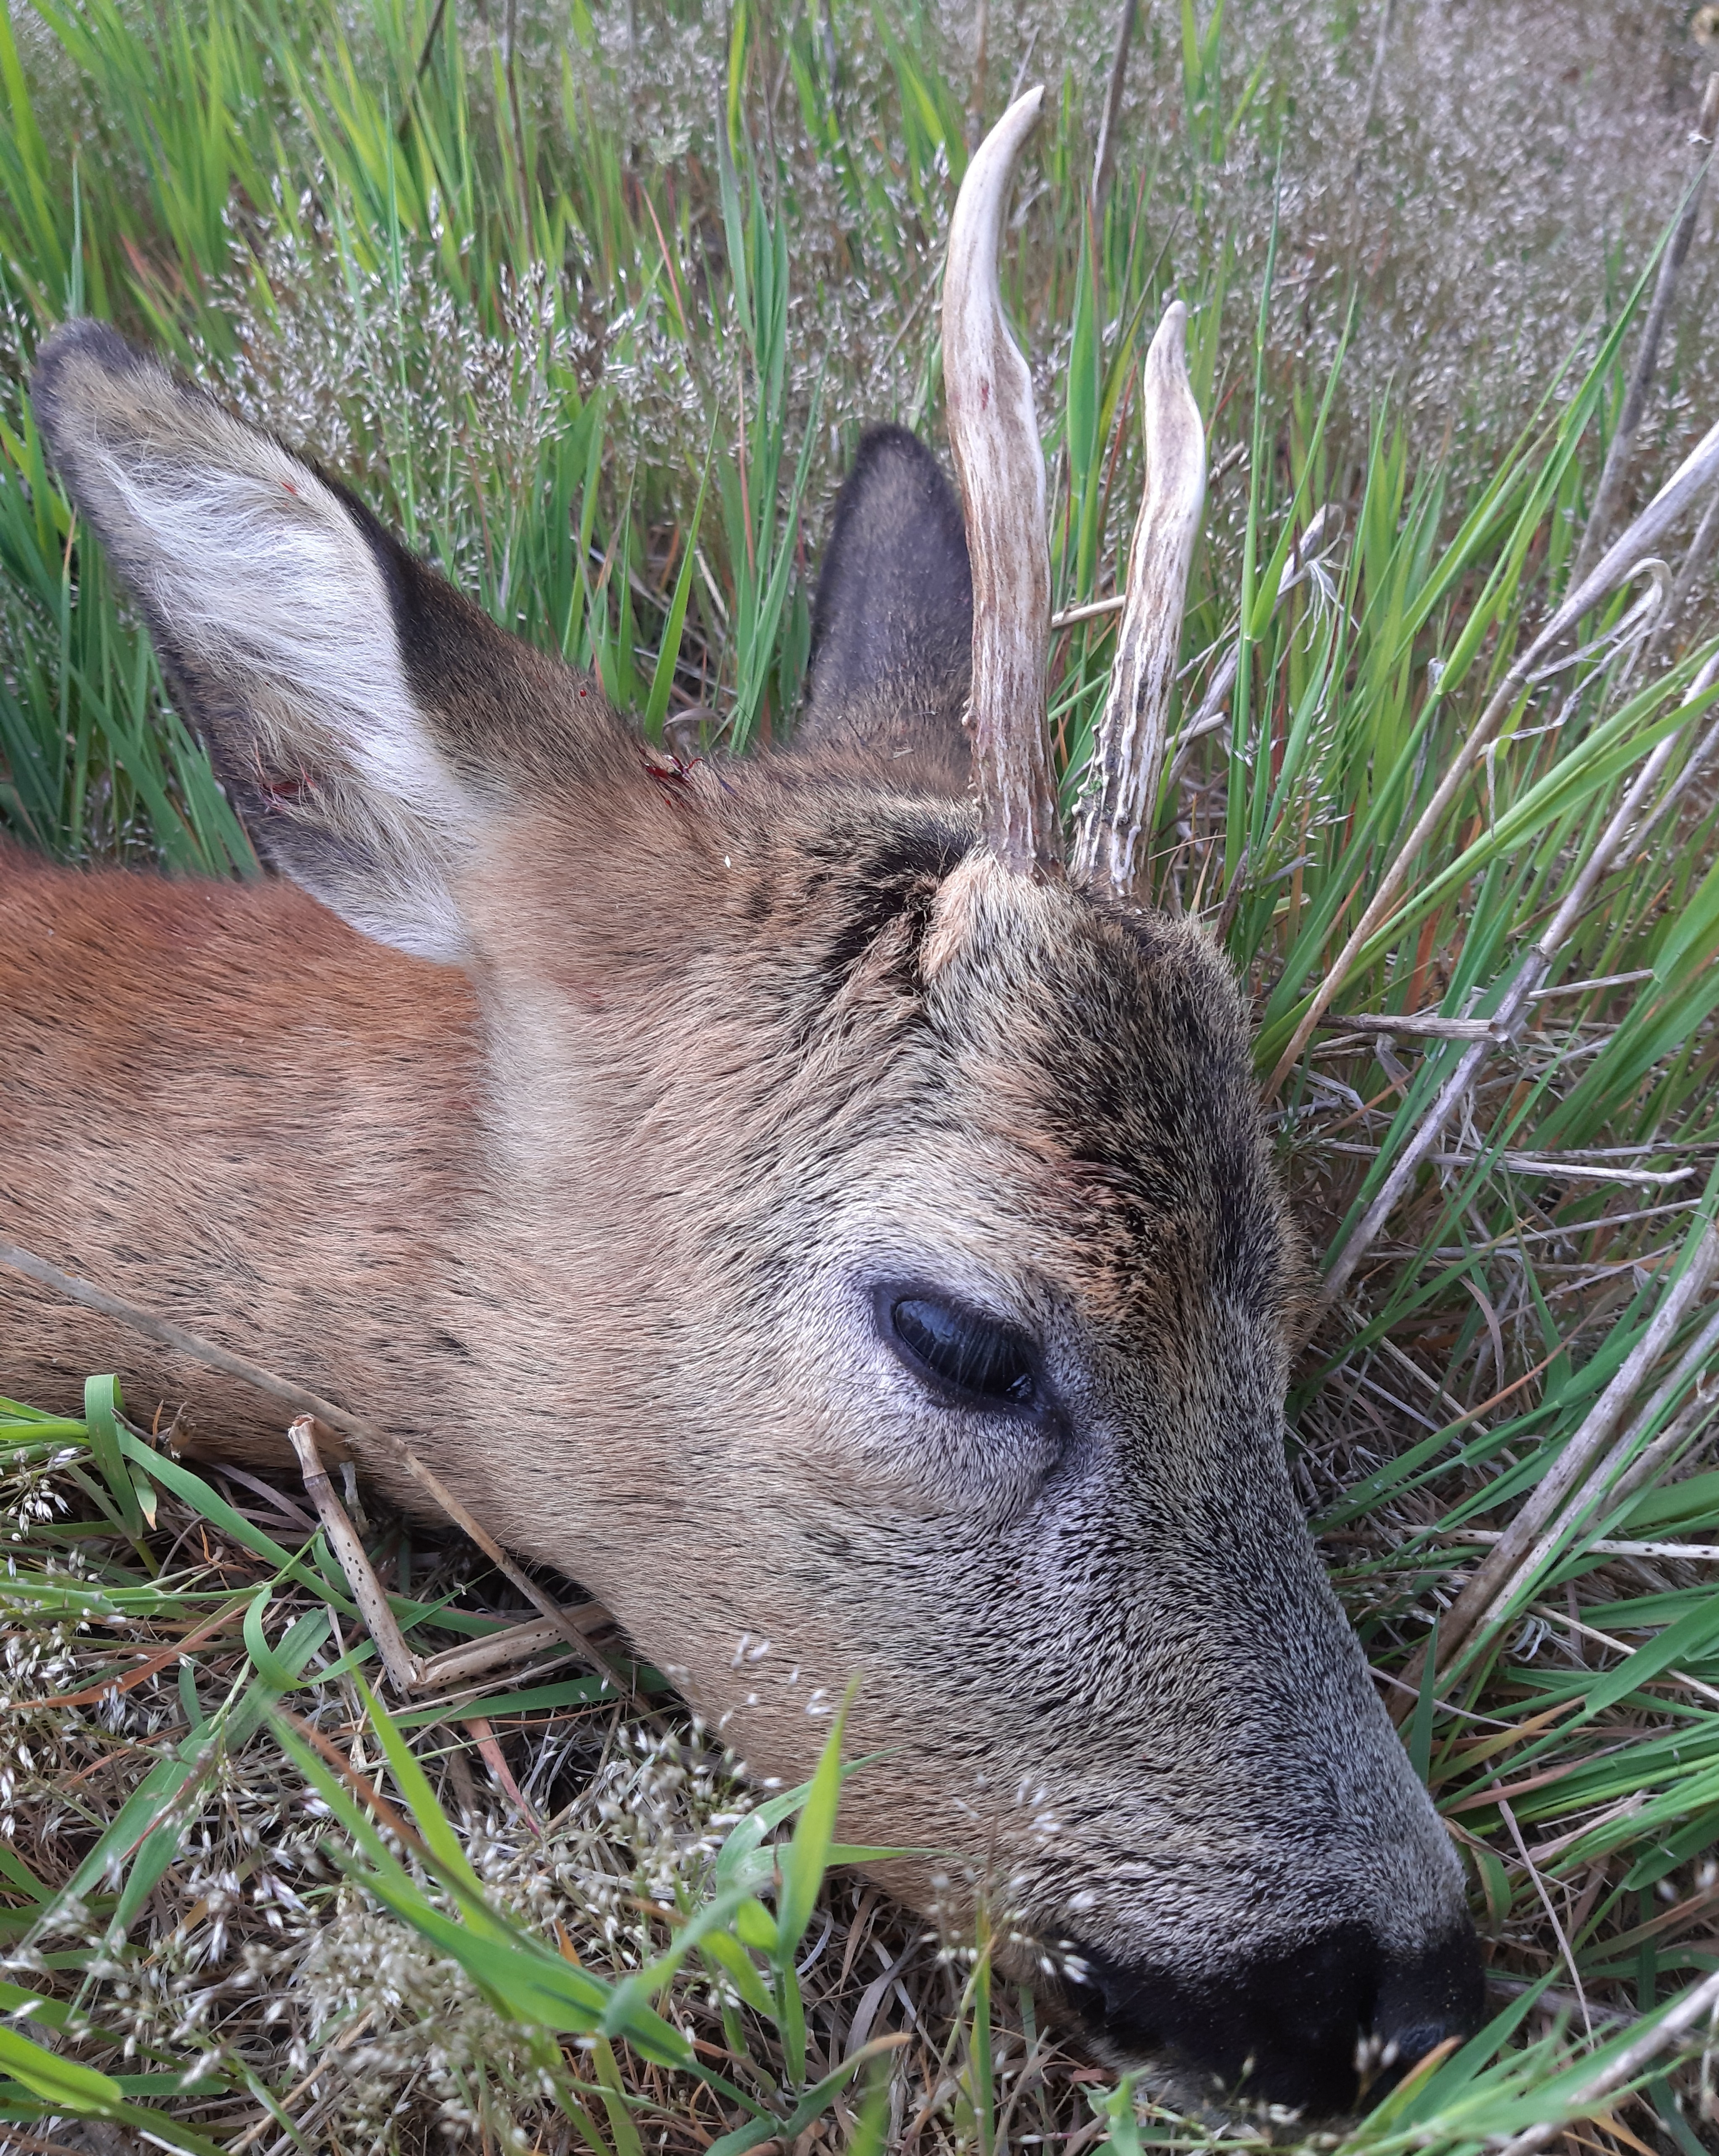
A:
[1368, 1930, 1488, 2092]
[1064, 1917, 1483, 2114]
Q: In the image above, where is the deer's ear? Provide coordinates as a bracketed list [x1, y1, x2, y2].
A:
[797, 426, 973, 770]
[31, 321, 611, 963]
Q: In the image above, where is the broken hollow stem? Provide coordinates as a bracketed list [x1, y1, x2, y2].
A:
[288, 1414, 422, 1696]
[284, 1420, 608, 1697]
[1319, 647, 1719, 1308]
[1264, 408, 1719, 1103]
[0, 1234, 623, 1691]
[415, 1601, 609, 1692]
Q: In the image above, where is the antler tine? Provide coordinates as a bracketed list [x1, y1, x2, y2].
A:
[1071, 301, 1206, 902]
[943, 85, 1061, 879]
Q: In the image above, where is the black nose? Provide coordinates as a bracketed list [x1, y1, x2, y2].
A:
[1369, 1932, 1488, 2094]
[1064, 1919, 1484, 2114]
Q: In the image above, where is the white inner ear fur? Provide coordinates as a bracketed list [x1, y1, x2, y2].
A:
[86, 401, 477, 962]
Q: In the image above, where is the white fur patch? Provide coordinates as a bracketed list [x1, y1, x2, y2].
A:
[84, 396, 476, 961]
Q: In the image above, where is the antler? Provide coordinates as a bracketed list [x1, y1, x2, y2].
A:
[1070, 302, 1206, 901]
[943, 86, 1061, 879]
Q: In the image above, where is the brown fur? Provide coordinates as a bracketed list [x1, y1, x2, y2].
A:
[0, 322, 1482, 2112]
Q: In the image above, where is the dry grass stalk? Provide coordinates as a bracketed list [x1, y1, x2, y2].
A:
[1566, 72, 1719, 592]
[1089, 0, 1138, 213]
[416, 1603, 613, 1691]
[1317, 1012, 1497, 1039]
[1049, 592, 1126, 628]
[1400, 1225, 1719, 1698]
[1447, 1530, 1719, 1562]
[0, 1233, 621, 1687]
[1321, 648, 1719, 1306]
[287, 1413, 424, 1696]
[1265, 417, 1719, 1099]
[1652, 474, 1719, 662]
[1494, 1961, 1719, 2156]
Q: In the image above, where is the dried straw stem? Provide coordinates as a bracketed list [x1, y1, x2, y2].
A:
[1648, 470, 1719, 666]
[1395, 1227, 1719, 1708]
[0, 1235, 622, 1690]
[1566, 74, 1719, 592]
[1493, 1959, 1719, 2156]
[416, 1601, 609, 1691]
[1446, 1529, 1719, 1563]
[1089, 0, 1138, 214]
[1265, 412, 1719, 1099]
[1320, 649, 1719, 1305]
[287, 1414, 423, 1696]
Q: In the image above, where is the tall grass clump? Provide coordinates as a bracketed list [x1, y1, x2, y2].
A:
[5, 2, 1719, 2153]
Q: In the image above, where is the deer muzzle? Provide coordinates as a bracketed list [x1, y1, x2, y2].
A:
[1062, 1915, 1485, 2113]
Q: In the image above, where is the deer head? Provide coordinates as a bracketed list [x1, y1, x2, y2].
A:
[21, 88, 1480, 2113]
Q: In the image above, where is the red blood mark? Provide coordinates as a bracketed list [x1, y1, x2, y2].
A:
[257, 767, 317, 812]
[281, 480, 299, 497]
[551, 966, 607, 1013]
[979, 379, 991, 410]
[642, 750, 700, 801]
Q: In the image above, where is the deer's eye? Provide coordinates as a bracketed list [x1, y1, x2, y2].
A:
[889, 1295, 1038, 1408]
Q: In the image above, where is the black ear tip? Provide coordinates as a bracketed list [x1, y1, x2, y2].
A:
[797, 419, 973, 765]
[32, 317, 144, 393]
[819, 423, 969, 594]
[848, 424, 960, 508]
[851, 422, 938, 468]
[30, 319, 153, 447]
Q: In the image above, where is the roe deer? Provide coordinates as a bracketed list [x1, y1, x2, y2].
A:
[1, 88, 1481, 2111]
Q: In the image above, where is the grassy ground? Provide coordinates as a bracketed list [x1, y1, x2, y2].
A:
[5, 2, 1719, 2151]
